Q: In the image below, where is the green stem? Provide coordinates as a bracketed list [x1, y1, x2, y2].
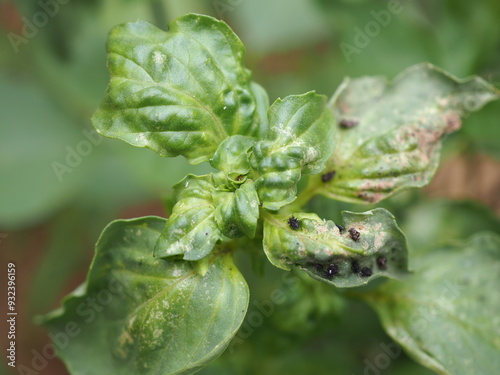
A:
[284, 179, 319, 213]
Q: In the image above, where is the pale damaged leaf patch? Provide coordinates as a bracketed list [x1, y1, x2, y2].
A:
[263, 208, 409, 288]
[41, 217, 249, 375]
[317, 63, 499, 203]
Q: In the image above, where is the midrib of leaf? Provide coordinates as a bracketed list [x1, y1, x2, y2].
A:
[177, 28, 248, 136]
[270, 102, 315, 152]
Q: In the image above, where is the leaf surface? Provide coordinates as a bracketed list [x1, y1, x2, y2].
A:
[364, 233, 500, 375]
[263, 208, 409, 287]
[154, 174, 222, 260]
[41, 216, 249, 375]
[252, 92, 335, 210]
[92, 14, 266, 163]
[317, 63, 499, 203]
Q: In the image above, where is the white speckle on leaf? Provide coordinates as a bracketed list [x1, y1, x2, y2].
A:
[153, 51, 166, 66]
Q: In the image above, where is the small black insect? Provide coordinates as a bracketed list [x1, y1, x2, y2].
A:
[336, 224, 345, 233]
[348, 228, 360, 241]
[321, 170, 336, 182]
[326, 263, 339, 279]
[339, 119, 359, 129]
[360, 267, 373, 277]
[376, 256, 388, 270]
[287, 216, 301, 230]
[351, 260, 360, 274]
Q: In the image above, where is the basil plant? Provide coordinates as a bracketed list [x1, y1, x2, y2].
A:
[41, 14, 500, 375]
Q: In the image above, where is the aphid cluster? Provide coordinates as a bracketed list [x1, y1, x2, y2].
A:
[287, 216, 301, 230]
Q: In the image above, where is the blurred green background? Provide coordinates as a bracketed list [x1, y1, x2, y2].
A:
[1, 0, 499, 374]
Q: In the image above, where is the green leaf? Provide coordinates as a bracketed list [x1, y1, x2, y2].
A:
[213, 180, 260, 239]
[92, 14, 267, 164]
[251, 92, 335, 210]
[210, 135, 256, 180]
[364, 233, 500, 375]
[316, 63, 499, 204]
[154, 174, 222, 260]
[262, 208, 409, 288]
[41, 216, 249, 375]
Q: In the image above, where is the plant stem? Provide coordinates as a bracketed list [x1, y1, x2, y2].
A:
[285, 179, 319, 213]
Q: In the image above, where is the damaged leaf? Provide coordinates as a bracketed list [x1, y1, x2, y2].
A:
[262, 208, 409, 288]
[92, 14, 267, 164]
[364, 233, 500, 375]
[154, 174, 222, 260]
[213, 179, 260, 238]
[41, 217, 249, 375]
[317, 63, 499, 204]
[210, 135, 256, 181]
[251, 92, 335, 210]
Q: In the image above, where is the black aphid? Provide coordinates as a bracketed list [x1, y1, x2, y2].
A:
[336, 224, 345, 233]
[376, 256, 387, 270]
[348, 228, 360, 241]
[321, 170, 336, 182]
[288, 216, 301, 230]
[351, 260, 360, 274]
[360, 267, 373, 277]
[326, 264, 339, 279]
[339, 119, 359, 129]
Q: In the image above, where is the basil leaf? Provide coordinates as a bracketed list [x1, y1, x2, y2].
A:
[252, 92, 335, 210]
[213, 179, 260, 238]
[92, 14, 267, 164]
[154, 174, 222, 260]
[263, 208, 409, 288]
[210, 135, 256, 178]
[317, 63, 499, 203]
[40, 216, 249, 375]
[364, 233, 500, 375]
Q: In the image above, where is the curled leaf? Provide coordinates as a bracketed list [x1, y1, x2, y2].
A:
[213, 180, 260, 238]
[154, 174, 222, 260]
[317, 63, 499, 203]
[263, 208, 409, 288]
[252, 92, 335, 210]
